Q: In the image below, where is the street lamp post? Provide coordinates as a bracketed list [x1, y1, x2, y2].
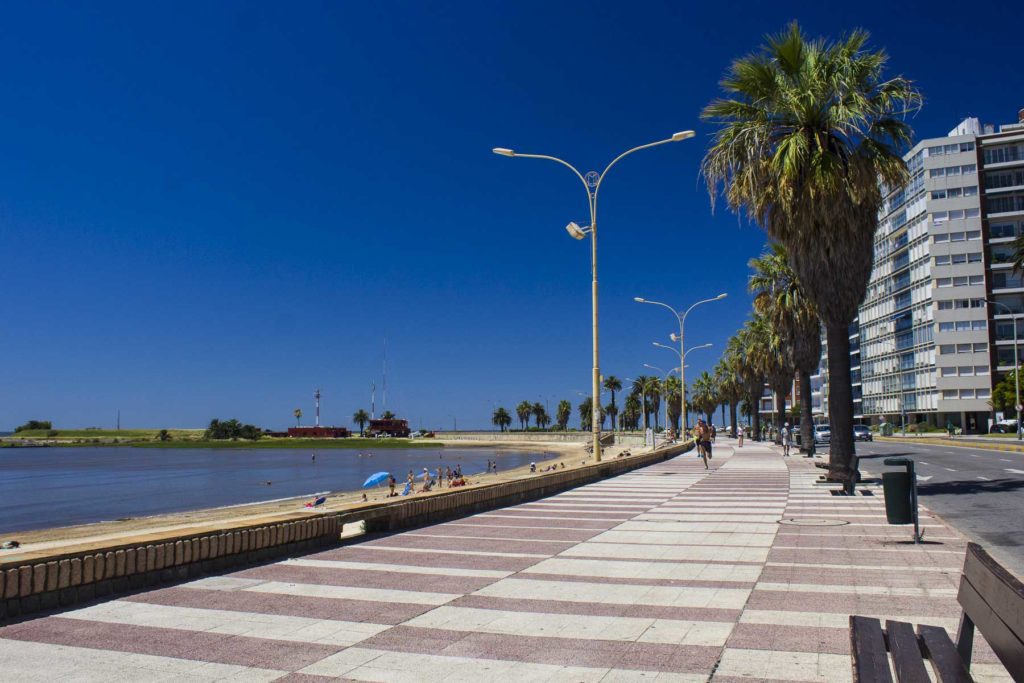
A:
[637, 295, 726, 433]
[651, 342, 712, 429]
[988, 300, 1022, 440]
[495, 130, 695, 462]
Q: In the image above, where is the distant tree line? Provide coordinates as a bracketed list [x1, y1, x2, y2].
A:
[15, 420, 52, 432]
[205, 418, 262, 440]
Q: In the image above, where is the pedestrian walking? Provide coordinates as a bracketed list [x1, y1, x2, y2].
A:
[737, 424, 744, 447]
[781, 422, 791, 457]
[695, 418, 710, 470]
[710, 424, 717, 443]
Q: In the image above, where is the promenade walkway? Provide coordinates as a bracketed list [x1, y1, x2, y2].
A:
[0, 442, 1011, 681]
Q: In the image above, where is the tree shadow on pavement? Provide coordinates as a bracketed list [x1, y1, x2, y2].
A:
[856, 452, 916, 460]
[918, 478, 1024, 497]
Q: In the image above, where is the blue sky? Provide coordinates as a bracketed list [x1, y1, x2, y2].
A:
[2, 1, 1022, 431]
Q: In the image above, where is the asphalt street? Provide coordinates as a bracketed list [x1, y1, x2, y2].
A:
[841, 439, 1024, 576]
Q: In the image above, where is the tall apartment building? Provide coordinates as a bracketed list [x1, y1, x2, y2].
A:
[850, 110, 1024, 433]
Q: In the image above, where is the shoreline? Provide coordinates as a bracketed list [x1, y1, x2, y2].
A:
[0, 439, 604, 554]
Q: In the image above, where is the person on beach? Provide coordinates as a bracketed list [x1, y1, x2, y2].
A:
[388, 474, 396, 497]
[781, 422, 792, 456]
[437, 466, 444, 488]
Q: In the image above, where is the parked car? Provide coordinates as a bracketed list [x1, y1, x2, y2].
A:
[853, 425, 873, 442]
[813, 424, 831, 444]
[992, 420, 1018, 434]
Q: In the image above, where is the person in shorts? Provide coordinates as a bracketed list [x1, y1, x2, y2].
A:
[781, 422, 792, 457]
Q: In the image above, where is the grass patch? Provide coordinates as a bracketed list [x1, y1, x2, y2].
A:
[12, 429, 201, 439]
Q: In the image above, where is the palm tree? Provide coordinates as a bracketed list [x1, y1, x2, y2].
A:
[692, 371, 718, 425]
[556, 400, 571, 430]
[491, 407, 512, 432]
[381, 410, 395, 420]
[622, 394, 642, 431]
[630, 377, 651, 430]
[603, 376, 622, 432]
[352, 409, 370, 436]
[733, 321, 768, 441]
[531, 402, 548, 429]
[749, 242, 822, 453]
[702, 23, 920, 486]
[662, 375, 683, 433]
[516, 401, 532, 431]
[293, 408, 302, 427]
[578, 397, 593, 432]
[577, 397, 605, 432]
[715, 352, 743, 438]
[646, 377, 662, 431]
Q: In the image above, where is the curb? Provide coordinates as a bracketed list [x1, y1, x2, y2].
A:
[876, 436, 1024, 454]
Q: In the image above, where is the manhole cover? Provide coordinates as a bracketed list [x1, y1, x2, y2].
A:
[778, 518, 849, 526]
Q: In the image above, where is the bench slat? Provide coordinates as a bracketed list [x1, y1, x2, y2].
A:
[885, 620, 930, 683]
[962, 543, 1024, 635]
[851, 616, 894, 683]
[957, 576, 1024, 682]
[917, 624, 974, 683]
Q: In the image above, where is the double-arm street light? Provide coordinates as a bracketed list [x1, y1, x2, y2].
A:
[494, 130, 695, 461]
[987, 299, 1022, 440]
[653, 342, 713, 429]
[642, 363, 686, 436]
[636, 294, 727, 432]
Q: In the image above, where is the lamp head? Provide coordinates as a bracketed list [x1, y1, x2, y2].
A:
[670, 333, 679, 342]
[671, 130, 696, 141]
[492, 148, 515, 157]
[633, 297, 646, 303]
[565, 222, 588, 240]
[716, 293, 728, 300]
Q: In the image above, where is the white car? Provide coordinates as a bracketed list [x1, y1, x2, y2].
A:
[813, 424, 831, 444]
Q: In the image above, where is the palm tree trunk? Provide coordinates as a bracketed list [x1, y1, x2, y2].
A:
[751, 395, 761, 441]
[775, 389, 786, 443]
[729, 401, 738, 439]
[826, 321, 857, 489]
[799, 370, 814, 455]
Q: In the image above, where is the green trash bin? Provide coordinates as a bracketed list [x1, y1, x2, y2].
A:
[882, 471, 914, 524]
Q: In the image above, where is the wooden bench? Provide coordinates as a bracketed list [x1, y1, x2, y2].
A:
[850, 542, 1024, 682]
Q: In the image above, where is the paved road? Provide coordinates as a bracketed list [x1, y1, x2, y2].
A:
[850, 439, 1024, 575]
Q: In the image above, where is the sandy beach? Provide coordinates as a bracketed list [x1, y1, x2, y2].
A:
[1, 440, 640, 555]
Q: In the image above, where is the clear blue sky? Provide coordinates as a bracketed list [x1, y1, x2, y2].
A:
[2, 1, 1021, 431]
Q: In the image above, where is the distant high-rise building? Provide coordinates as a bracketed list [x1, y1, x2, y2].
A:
[826, 109, 1024, 434]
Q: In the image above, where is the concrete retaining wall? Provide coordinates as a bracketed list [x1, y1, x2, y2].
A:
[1, 516, 339, 623]
[0, 442, 690, 623]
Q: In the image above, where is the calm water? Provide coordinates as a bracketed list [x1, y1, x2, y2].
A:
[0, 446, 554, 534]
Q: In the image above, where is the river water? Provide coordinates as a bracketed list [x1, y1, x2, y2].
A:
[0, 446, 555, 534]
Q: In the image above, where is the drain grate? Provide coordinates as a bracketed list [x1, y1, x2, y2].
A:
[778, 518, 849, 526]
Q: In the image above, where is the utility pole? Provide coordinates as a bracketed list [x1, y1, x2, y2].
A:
[313, 389, 321, 427]
[371, 382, 376, 420]
[116, 409, 120, 431]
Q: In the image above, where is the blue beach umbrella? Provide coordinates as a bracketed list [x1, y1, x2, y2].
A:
[362, 471, 390, 488]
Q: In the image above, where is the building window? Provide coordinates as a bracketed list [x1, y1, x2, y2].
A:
[991, 223, 1017, 238]
[942, 389, 958, 399]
